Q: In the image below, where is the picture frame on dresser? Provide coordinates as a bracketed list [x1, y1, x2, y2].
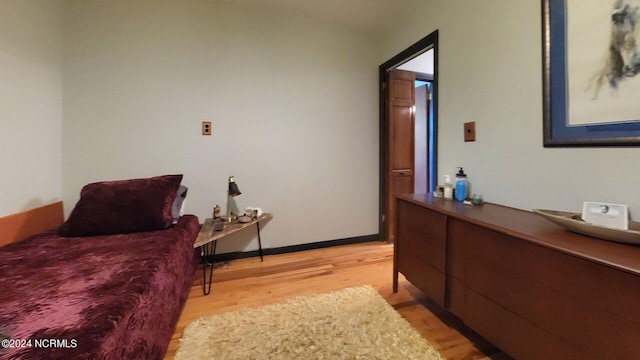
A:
[542, 0, 640, 146]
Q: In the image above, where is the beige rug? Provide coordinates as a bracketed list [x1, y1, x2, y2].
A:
[175, 285, 445, 360]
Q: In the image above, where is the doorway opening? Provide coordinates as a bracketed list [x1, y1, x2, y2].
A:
[408, 78, 434, 194]
[379, 30, 438, 242]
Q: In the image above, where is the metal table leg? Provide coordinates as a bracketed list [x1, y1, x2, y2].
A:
[201, 240, 217, 295]
[256, 222, 264, 262]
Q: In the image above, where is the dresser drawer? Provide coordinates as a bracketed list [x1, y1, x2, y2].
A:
[396, 199, 447, 306]
[457, 220, 640, 359]
[397, 200, 446, 272]
[398, 253, 445, 307]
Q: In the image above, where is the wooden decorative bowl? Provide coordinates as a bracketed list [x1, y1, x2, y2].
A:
[534, 209, 640, 245]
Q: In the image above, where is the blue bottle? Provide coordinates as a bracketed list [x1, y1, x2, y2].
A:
[455, 167, 467, 202]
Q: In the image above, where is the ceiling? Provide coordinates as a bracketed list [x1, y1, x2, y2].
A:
[221, 0, 420, 34]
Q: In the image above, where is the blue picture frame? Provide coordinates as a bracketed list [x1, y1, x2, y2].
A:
[542, 0, 640, 146]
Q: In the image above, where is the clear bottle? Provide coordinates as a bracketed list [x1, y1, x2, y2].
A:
[443, 175, 453, 200]
[455, 168, 467, 202]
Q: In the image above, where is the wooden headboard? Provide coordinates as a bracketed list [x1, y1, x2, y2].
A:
[0, 202, 64, 246]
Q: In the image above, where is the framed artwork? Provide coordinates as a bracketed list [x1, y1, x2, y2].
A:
[542, 0, 640, 146]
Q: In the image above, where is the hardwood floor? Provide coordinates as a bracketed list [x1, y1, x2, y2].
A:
[164, 241, 509, 359]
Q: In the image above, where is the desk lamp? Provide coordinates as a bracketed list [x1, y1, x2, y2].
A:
[227, 176, 241, 221]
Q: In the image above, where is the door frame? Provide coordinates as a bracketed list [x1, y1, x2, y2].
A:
[379, 30, 438, 241]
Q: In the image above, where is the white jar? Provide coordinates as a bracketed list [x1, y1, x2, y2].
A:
[443, 175, 453, 199]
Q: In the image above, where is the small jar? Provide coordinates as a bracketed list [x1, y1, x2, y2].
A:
[472, 194, 484, 205]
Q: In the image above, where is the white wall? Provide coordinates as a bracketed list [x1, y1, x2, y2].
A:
[62, 0, 380, 251]
[381, 0, 640, 220]
[0, 0, 63, 217]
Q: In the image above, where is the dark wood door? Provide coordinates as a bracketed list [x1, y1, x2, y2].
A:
[386, 69, 415, 242]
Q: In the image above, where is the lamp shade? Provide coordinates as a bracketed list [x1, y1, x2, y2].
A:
[228, 176, 241, 197]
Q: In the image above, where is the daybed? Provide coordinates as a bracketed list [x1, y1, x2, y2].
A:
[0, 175, 199, 360]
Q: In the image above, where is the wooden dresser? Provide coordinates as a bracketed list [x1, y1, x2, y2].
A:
[393, 193, 640, 360]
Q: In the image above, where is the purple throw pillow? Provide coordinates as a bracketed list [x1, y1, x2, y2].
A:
[59, 174, 183, 237]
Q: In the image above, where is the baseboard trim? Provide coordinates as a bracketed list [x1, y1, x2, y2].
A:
[211, 234, 381, 263]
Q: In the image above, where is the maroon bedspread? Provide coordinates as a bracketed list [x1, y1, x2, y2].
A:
[0, 215, 199, 360]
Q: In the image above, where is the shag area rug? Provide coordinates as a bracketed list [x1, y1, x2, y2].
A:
[175, 285, 445, 359]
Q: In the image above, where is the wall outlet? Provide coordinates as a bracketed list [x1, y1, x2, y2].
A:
[202, 121, 212, 135]
[464, 121, 476, 142]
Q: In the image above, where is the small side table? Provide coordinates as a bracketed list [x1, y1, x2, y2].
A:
[194, 213, 273, 295]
